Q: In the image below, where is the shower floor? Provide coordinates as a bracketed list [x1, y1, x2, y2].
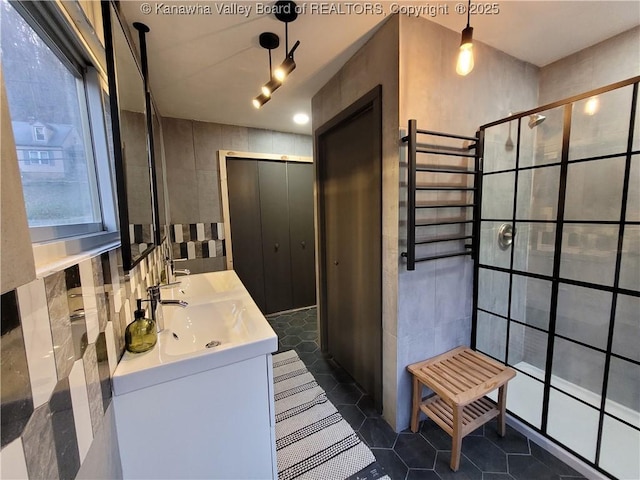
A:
[491, 361, 640, 480]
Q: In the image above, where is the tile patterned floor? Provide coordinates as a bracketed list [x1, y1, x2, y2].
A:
[267, 307, 588, 480]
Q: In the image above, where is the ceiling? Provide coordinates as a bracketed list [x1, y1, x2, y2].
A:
[119, 1, 640, 134]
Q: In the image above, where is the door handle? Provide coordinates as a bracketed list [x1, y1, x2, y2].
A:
[301, 241, 306, 249]
[274, 243, 280, 252]
[334, 260, 339, 266]
[498, 224, 515, 250]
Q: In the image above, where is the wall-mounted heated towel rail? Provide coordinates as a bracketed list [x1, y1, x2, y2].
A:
[401, 119, 481, 270]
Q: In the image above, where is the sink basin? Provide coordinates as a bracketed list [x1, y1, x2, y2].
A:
[112, 270, 277, 396]
[163, 299, 250, 356]
[162, 270, 245, 304]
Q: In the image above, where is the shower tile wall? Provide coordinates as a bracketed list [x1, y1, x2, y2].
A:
[397, 14, 540, 431]
[0, 243, 169, 480]
[539, 26, 640, 105]
[161, 117, 312, 275]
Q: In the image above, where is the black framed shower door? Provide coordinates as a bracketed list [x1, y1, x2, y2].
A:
[472, 76, 640, 480]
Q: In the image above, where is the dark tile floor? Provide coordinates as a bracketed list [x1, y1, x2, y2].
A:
[267, 307, 588, 480]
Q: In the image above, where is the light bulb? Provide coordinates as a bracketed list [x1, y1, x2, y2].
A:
[274, 57, 296, 82]
[252, 94, 270, 109]
[584, 96, 599, 116]
[261, 79, 281, 98]
[456, 43, 474, 76]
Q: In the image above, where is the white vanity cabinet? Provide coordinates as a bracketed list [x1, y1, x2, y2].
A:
[114, 353, 276, 479]
[111, 271, 278, 479]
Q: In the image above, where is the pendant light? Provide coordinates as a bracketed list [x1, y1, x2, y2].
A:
[253, 32, 280, 109]
[456, 0, 474, 76]
[273, 1, 300, 83]
[251, 1, 300, 108]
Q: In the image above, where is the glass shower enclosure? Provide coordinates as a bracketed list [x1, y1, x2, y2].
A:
[473, 77, 639, 479]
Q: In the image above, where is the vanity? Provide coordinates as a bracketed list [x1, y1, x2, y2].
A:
[112, 270, 278, 479]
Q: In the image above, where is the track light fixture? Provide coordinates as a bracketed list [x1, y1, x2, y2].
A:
[252, 1, 300, 108]
[456, 0, 474, 76]
[253, 32, 280, 109]
[274, 40, 300, 82]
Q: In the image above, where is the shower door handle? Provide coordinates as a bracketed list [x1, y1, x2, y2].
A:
[498, 224, 515, 250]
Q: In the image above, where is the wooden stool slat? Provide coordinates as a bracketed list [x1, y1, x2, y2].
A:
[434, 362, 477, 389]
[431, 364, 474, 391]
[454, 355, 497, 381]
[448, 357, 486, 381]
[459, 350, 502, 375]
[441, 358, 485, 385]
[419, 370, 465, 399]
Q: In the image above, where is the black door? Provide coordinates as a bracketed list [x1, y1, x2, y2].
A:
[226, 158, 315, 314]
[318, 87, 382, 410]
[288, 162, 316, 308]
[226, 159, 266, 310]
[258, 161, 293, 314]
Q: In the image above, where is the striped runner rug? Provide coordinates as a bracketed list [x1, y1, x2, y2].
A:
[272, 350, 390, 480]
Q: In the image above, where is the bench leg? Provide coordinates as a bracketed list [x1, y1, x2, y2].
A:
[497, 384, 508, 437]
[450, 405, 463, 471]
[410, 376, 421, 433]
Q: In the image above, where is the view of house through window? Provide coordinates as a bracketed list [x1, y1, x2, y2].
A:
[1, 0, 101, 234]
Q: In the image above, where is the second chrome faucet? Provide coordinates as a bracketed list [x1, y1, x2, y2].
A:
[147, 285, 188, 332]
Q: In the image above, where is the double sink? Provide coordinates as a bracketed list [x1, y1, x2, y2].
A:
[112, 270, 278, 395]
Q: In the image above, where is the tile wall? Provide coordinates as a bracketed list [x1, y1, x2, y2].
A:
[395, 14, 540, 431]
[169, 222, 226, 260]
[0, 243, 168, 479]
[312, 14, 401, 429]
[160, 117, 312, 275]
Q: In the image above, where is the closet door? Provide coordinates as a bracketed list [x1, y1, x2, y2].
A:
[258, 161, 293, 314]
[287, 162, 316, 309]
[320, 102, 382, 410]
[226, 159, 266, 311]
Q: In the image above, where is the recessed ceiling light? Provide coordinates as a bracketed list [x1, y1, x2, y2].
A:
[293, 113, 309, 125]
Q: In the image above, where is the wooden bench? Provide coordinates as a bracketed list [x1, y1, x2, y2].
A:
[407, 346, 516, 471]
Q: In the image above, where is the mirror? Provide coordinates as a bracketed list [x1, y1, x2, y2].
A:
[103, 2, 157, 269]
[151, 101, 170, 242]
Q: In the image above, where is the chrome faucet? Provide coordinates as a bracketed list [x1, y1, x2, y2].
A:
[147, 285, 188, 332]
[163, 256, 190, 284]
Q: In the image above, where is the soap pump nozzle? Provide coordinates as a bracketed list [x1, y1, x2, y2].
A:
[134, 299, 145, 319]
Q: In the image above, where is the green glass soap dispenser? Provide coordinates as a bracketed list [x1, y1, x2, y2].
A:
[125, 299, 157, 353]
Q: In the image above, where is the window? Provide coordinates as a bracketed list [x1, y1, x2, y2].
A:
[26, 151, 51, 165]
[33, 126, 46, 141]
[1, 0, 110, 242]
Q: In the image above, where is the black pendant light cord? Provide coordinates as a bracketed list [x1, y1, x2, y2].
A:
[285, 23, 289, 55]
[466, 0, 471, 28]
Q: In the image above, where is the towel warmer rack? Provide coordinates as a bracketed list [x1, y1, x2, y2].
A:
[401, 119, 481, 270]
